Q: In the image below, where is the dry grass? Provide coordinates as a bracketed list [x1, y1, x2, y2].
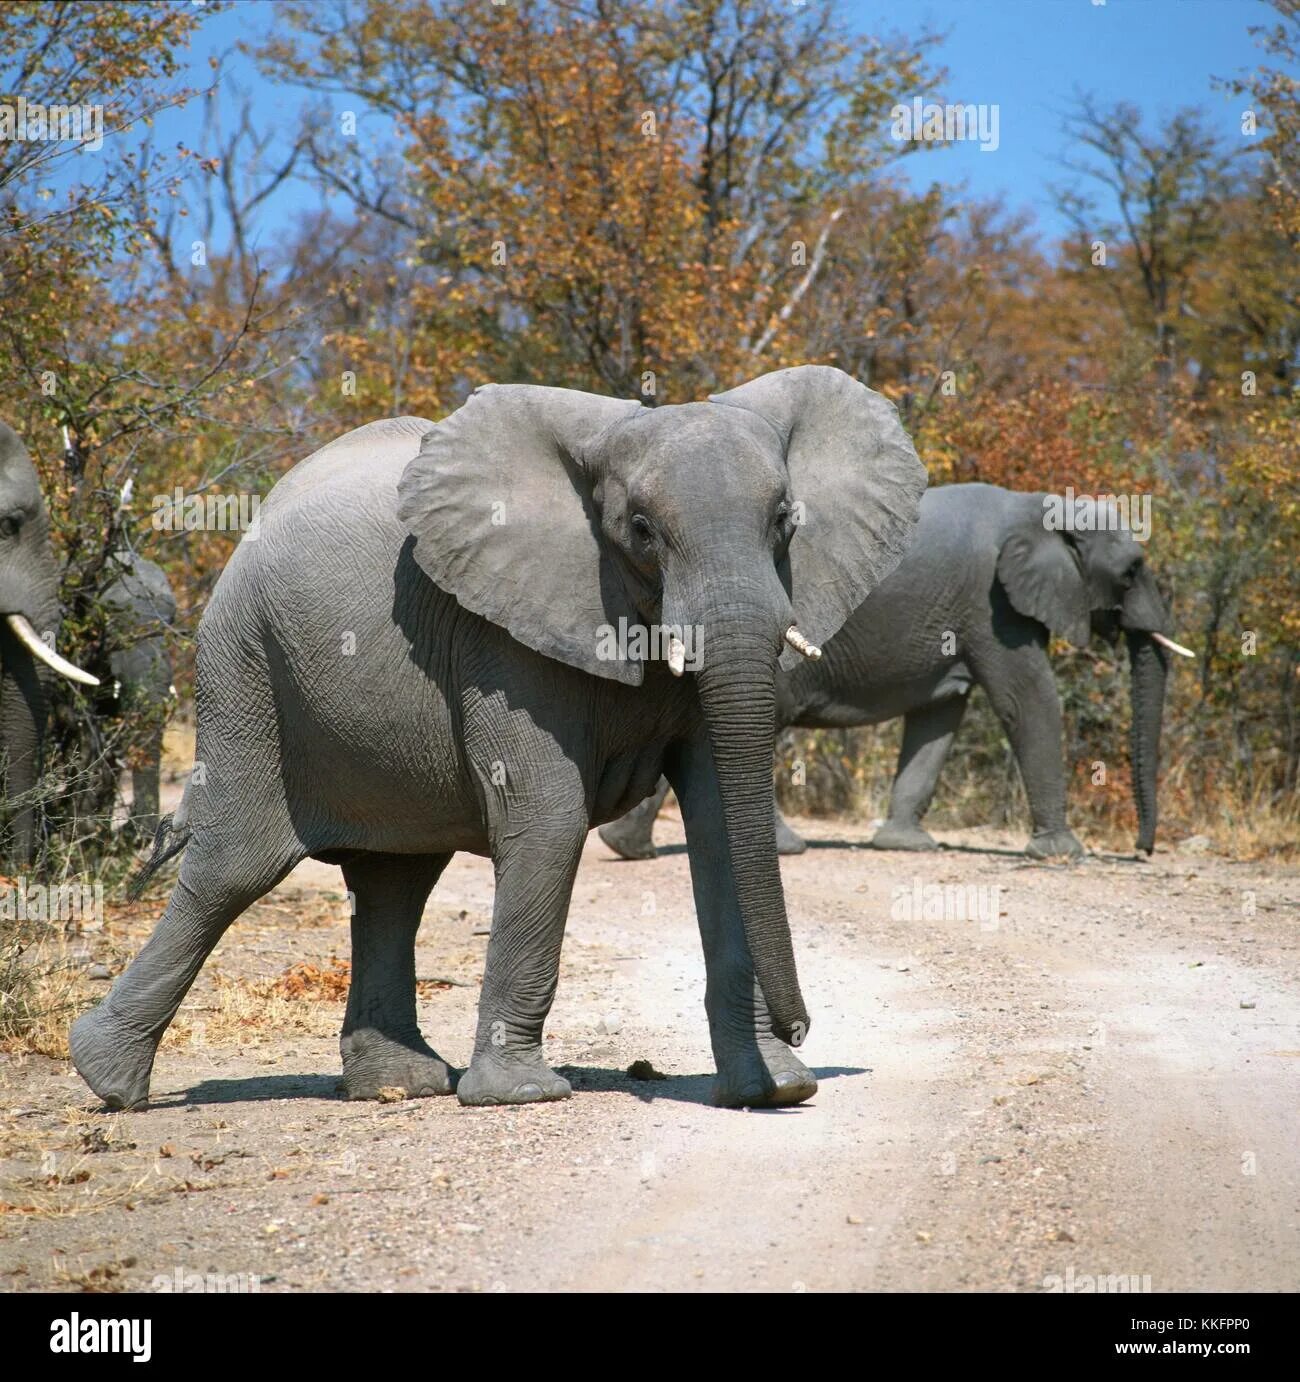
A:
[0, 1105, 248, 1223]
[0, 1107, 136, 1166]
[163, 951, 461, 1052]
[49, 1257, 138, 1292]
[0, 923, 97, 1059]
[0, 1162, 176, 1219]
[0, 901, 352, 1059]
[0, 1116, 168, 1220]
[163, 969, 342, 1050]
[266, 955, 352, 1001]
[1187, 788, 1300, 862]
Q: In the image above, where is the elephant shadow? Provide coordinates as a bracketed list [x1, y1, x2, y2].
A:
[599, 838, 1028, 860]
[788, 836, 1029, 858]
[559, 1063, 866, 1108]
[145, 1073, 345, 1106]
[600, 836, 1149, 864]
[789, 839, 1150, 864]
[925, 841, 1149, 864]
[136, 1065, 868, 1109]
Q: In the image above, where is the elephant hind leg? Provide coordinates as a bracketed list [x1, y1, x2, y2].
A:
[70, 830, 304, 1110]
[597, 778, 669, 859]
[872, 694, 970, 852]
[974, 652, 1084, 858]
[339, 851, 455, 1100]
[773, 798, 807, 854]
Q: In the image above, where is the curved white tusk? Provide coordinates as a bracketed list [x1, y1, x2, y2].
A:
[667, 636, 686, 677]
[784, 625, 822, 660]
[1150, 631, 1196, 659]
[5, 614, 100, 686]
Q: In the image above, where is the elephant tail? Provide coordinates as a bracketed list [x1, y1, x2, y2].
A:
[126, 787, 192, 900]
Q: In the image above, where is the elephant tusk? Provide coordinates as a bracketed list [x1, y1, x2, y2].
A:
[4, 614, 100, 686]
[784, 625, 821, 660]
[667, 636, 686, 677]
[1150, 631, 1195, 659]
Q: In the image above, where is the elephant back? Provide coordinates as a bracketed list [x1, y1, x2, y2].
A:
[260, 417, 435, 518]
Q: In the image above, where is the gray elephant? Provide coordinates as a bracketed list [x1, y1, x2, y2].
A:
[103, 549, 176, 842]
[0, 422, 101, 864]
[70, 366, 927, 1112]
[599, 482, 1191, 863]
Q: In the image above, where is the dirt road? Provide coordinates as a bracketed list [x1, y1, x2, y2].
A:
[2, 811, 1297, 1293]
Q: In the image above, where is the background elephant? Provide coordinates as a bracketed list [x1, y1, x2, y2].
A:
[103, 549, 176, 843]
[0, 422, 100, 865]
[55, 428, 177, 847]
[71, 366, 927, 1113]
[600, 481, 1188, 863]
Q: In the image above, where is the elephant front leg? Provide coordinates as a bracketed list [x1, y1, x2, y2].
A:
[668, 732, 816, 1109]
[980, 653, 1084, 860]
[708, 973, 818, 1110]
[339, 852, 455, 1100]
[456, 821, 585, 1107]
[872, 694, 969, 851]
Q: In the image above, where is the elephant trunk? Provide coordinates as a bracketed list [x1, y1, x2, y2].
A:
[694, 604, 809, 1047]
[1126, 629, 1168, 855]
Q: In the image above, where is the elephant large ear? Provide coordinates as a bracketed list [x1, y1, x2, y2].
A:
[709, 366, 927, 669]
[397, 383, 647, 684]
[996, 520, 1091, 647]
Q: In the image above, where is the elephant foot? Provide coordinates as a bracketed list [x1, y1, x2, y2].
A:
[597, 821, 657, 861]
[1025, 829, 1085, 861]
[869, 821, 938, 852]
[774, 816, 808, 856]
[70, 1004, 159, 1112]
[340, 1028, 456, 1100]
[714, 1041, 818, 1110]
[456, 1051, 572, 1107]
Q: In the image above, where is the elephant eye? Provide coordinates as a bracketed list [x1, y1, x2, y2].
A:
[630, 514, 653, 544]
[1123, 558, 1142, 586]
[0, 514, 21, 539]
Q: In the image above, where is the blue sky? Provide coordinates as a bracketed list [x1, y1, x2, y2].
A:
[120, 0, 1286, 254]
[883, 0, 1275, 238]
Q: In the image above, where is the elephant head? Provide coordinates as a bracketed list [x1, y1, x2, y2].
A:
[397, 366, 926, 1044]
[996, 495, 1190, 854]
[0, 422, 99, 861]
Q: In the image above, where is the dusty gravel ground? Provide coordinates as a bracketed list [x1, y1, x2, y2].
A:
[1, 805, 1296, 1294]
